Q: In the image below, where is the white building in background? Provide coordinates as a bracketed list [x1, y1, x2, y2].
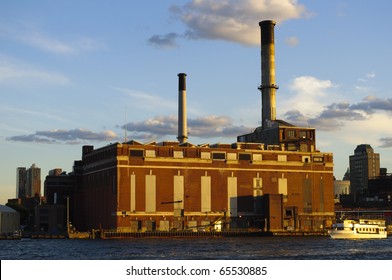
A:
[0, 205, 20, 234]
[334, 180, 351, 203]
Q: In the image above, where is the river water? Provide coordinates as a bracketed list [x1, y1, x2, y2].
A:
[1, 236, 392, 260]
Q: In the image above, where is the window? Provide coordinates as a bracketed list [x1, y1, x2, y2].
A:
[173, 151, 184, 159]
[130, 149, 144, 157]
[287, 143, 297, 151]
[313, 156, 324, 163]
[302, 156, 310, 163]
[252, 154, 262, 162]
[287, 130, 296, 139]
[299, 131, 307, 139]
[145, 150, 156, 158]
[212, 152, 226, 160]
[278, 155, 287, 162]
[239, 153, 251, 161]
[201, 152, 211, 159]
[227, 153, 237, 160]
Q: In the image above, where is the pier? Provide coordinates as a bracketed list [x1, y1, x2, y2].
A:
[100, 229, 272, 239]
[97, 229, 329, 239]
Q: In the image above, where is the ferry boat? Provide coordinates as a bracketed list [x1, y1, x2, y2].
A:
[328, 219, 387, 239]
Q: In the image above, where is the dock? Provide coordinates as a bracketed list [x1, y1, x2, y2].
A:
[98, 229, 328, 239]
[100, 230, 272, 239]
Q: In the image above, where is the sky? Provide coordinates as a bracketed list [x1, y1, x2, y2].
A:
[1, 0, 392, 204]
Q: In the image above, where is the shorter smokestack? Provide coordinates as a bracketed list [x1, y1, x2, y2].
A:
[177, 73, 188, 144]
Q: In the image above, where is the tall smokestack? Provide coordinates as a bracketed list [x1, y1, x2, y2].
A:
[177, 73, 188, 144]
[259, 20, 279, 129]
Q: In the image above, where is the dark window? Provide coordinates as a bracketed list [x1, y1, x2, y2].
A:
[239, 153, 251, 161]
[212, 152, 226, 160]
[299, 131, 307, 139]
[39, 208, 49, 214]
[130, 149, 144, 157]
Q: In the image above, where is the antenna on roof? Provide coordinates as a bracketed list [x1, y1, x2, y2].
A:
[124, 107, 128, 143]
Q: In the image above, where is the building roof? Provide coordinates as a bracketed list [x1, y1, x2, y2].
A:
[0, 205, 17, 213]
[354, 144, 374, 154]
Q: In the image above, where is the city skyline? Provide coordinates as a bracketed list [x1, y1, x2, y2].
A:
[1, 0, 392, 204]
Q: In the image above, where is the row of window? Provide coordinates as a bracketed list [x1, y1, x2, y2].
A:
[129, 149, 325, 163]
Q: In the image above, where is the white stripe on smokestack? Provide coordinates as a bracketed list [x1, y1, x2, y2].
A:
[177, 73, 188, 144]
[259, 20, 279, 129]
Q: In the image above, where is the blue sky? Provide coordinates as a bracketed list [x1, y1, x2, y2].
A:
[1, 0, 392, 204]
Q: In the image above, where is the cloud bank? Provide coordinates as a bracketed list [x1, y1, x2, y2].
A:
[284, 94, 392, 131]
[7, 129, 118, 144]
[281, 75, 392, 149]
[149, 0, 310, 47]
[283, 76, 392, 131]
[123, 115, 251, 141]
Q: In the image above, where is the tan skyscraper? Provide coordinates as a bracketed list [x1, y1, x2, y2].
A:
[16, 164, 41, 198]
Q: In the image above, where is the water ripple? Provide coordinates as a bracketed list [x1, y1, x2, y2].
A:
[1, 236, 392, 260]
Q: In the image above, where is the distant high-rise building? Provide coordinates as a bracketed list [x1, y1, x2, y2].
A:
[16, 164, 41, 198]
[27, 164, 41, 197]
[342, 168, 350, 181]
[349, 144, 380, 197]
[16, 167, 27, 198]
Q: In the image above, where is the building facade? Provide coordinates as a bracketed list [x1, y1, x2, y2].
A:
[349, 144, 380, 198]
[73, 141, 334, 232]
[16, 167, 27, 198]
[44, 169, 75, 205]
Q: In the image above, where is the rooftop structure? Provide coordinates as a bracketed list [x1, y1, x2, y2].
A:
[237, 21, 316, 152]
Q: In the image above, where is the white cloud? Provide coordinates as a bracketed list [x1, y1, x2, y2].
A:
[0, 58, 70, 85]
[0, 22, 104, 55]
[282, 75, 335, 116]
[19, 31, 75, 54]
[332, 113, 392, 147]
[115, 87, 177, 112]
[354, 72, 376, 93]
[151, 0, 310, 47]
[280, 75, 392, 153]
[0, 104, 68, 123]
[285, 36, 299, 46]
[366, 71, 376, 79]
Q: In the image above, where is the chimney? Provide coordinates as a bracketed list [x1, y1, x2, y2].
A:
[177, 73, 188, 144]
[259, 20, 279, 129]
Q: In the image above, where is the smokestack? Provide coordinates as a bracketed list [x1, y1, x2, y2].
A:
[177, 73, 188, 144]
[259, 20, 279, 129]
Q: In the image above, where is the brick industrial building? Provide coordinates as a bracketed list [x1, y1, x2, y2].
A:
[69, 21, 334, 233]
[72, 141, 333, 232]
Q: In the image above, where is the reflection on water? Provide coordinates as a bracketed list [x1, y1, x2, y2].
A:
[1, 236, 392, 260]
